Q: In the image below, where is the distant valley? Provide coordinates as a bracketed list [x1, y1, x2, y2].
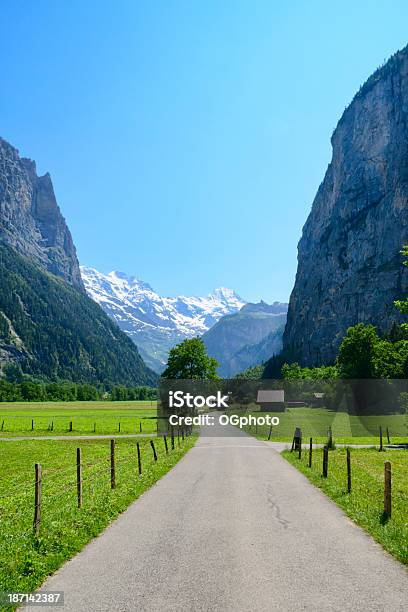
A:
[202, 301, 287, 377]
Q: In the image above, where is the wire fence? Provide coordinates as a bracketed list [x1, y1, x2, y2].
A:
[287, 429, 408, 518]
[0, 431, 191, 546]
[0, 415, 157, 436]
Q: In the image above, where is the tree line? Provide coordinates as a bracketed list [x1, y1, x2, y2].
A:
[0, 379, 157, 402]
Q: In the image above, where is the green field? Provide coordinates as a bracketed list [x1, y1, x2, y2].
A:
[283, 447, 408, 564]
[229, 406, 408, 445]
[0, 401, 158, 437]
[0, 433, 195, 606]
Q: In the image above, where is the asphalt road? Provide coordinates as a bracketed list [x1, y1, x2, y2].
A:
[25, 419, 408, 611]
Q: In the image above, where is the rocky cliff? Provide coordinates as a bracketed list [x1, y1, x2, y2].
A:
[0, 137, 82, 287]
[283, 46, 408, 365]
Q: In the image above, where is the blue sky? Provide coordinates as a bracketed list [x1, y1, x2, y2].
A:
[1, 1, 407, 302]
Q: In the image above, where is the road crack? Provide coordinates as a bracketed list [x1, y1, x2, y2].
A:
[266, 484, 290, 529]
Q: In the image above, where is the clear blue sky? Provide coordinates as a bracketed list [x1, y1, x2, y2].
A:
[1, 1, 407, 302]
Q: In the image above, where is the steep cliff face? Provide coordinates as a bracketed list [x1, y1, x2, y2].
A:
[283, 46, 408, 365]
[0, 137, 82, 287]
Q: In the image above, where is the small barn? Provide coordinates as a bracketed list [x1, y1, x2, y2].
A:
[256, 389, 285, 412]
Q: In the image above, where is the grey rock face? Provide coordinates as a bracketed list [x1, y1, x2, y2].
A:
[0, 137, 82, 287]
[283, 46, 408, 365]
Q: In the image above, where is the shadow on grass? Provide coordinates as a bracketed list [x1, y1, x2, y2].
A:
[380, 511, 391, 525]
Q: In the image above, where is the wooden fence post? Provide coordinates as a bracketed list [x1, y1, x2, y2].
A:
[268, 423, 273, 440]
[69, 421, 73, 432]
[308, 438, 312, 468]
[384, 461, 392, 517]
[150, 440, 157, 461]
[137, 442, 142, 475]
[31, 419, 34, 431]
[164, 435, 168, 454]
[139, 422, 142, 433]
[171, 425, 175, 450]
[322, 446, 328, 478]
[379, 426, 383, 452]
[328, 426, 333, 449]
[110, 439, 116, 489]
[76, 448, 82, 508]
[1, 420, 4, 431]
[347, 448, 351, 493]
[118, 422, 121, 433]
[33, 463, 42, 537]
[51, 421, 54, 432]
[386, 427, 390, 444]
[93, 422, 96, 433]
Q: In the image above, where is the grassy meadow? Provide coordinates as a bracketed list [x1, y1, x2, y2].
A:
[229, 405, 408, 445]
[0, 434, 195, 606]
[283, 447, 408, 564]
[0, 400, 158, 437]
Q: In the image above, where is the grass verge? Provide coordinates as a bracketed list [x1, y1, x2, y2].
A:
[282, 447, 408, 564]
[228, 406, 408, 446]
[0, 434, 195, 607]
[0, 401, 157, 437]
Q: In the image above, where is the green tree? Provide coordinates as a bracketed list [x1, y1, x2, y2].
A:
[336, 323, 379, 378]
[234, 364, 265, 379]
[20, 381, 45, 401]
[162, 338, 219, 379]
[394, 246, 408, 314]
[282, 362, 339, 380]
[76, 384, 98, 401]
[373, 339, 408, 378]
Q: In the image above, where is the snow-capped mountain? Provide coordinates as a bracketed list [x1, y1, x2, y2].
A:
[80, 266, 246, 372]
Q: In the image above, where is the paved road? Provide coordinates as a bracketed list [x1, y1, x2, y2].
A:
[25, 420, 408, 611]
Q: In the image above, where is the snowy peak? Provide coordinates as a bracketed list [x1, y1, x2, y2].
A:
[80, 265, 246, 372]
[208, 287, 240, 301]
[209, 287, 242, 303]
[80, 266, 245, 334]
